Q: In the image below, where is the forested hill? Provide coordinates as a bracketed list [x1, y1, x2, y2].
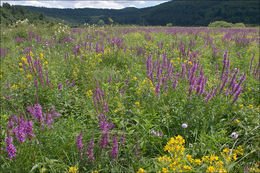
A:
[0, 3, 57, 25]
[5, 0, 260, 26]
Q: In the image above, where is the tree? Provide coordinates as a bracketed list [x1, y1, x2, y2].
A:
[97, 19, 105, 26]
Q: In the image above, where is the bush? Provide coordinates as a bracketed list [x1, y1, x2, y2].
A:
[208, 21, 233, 28]
[166, 23, 173, 27]
[233, 23, 246, 28]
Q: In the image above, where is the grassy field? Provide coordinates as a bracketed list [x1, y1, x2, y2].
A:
[0, 21, 259, 173]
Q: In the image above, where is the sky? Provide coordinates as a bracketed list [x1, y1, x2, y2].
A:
[1, 1, 169, 9]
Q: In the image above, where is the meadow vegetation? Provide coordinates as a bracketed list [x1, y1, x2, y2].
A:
[0, 21, 259, 172]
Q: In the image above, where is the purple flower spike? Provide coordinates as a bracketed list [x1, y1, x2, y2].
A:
[5, 136, 17, 160]
[111, 136, 118, 159]
[76, 132, 84, 152]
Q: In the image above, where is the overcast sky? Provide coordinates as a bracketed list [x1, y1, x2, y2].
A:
[1, 1, 169, 9]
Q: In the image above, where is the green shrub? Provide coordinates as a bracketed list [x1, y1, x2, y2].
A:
[208, 21, 233, 28]
[233, 23, 246, 28]
[166, 23, 173, 27]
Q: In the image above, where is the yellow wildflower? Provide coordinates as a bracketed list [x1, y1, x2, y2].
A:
[19, 68, 23, 71]
[19, 62, 23, 66]
[11, 84, 19, 90]
[137, 168, 145, 173]
[68, 167, 78, 173]
[133, 76, 137, 81]
[206, 166, 215, 173]
[232, 153, 237, 161]
[186, 154, 193, 163]
[210, 154, 219, 162]
[44, 61, 48, 65]
[26, 74, 32, 80]
[40, 168, 46, 173]
[114, 109, 119, 113]
[40, 53, 43, 60]
[0, 74, 2, 78]
[234, 119, 240, 123]
[126, 71, 130, 75]
[170, 59, 174, 63]
[135, 102, 140, 106]
[194, 159, 201, 165]
[86, 90, 93, 96]
[91, 171, 98, 173]
[219, 168, 227, 173]
[162, 168, 168, 173]
[183, 165, 192, 171]
[234, 145, 244, 155]
[21, 57, 28, 65]
[226, 156, 232, 163]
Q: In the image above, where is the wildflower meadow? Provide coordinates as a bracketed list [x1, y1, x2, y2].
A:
[0, 21, 259, 172]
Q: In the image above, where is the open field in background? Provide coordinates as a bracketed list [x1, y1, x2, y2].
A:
[0, 22, 259, 172]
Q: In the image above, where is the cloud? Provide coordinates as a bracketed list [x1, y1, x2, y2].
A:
[1, 0, 169, 9]
[74, 1, 125, 9]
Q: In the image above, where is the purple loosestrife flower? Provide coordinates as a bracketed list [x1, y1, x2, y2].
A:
[34, 79, 38, 87]
[111, 136, 118, 159]
[229, 68, 239, 88]
[77, 132, 84, 152]
[8, 118, 14, 129]
[100, 131, 110, 148]
[66, 79, 69, 86]
[25, 120, 35, 140]
[86, 138, 94, 163]
[16, 121, 26, 143]
[232, 87, 243, 104]
[250, 54, 255, 71]
[5, 136, 17, 160]
[172, 79, 178, 89]
[58, 82, 63, 91]
[34, 104, 43, 122]
[45, 114, 54, 128]
[12, 115, 19, 124]
[205, 93, 212, 103]
[225, 88, 230, 96]
[155, 81, 161, 98]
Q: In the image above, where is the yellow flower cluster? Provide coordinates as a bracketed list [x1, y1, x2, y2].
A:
[157, 135, 244, 173]
[240, 104, 260, 111]
[202, 154, 226, 173]
[249, 163, 260, 173]
[40, 168, 46, 173]
[135, 101, 140, 107]
[11, 84, 19, 90]
[158, 135, 191, 172]
[68, 167, 78, 173]
[26, 74, 32, 80]
[164, 135, 185, 154]
[137, 78, 154, 96]
[86, 90, 93, 97]
[220, 145, 244, 163]
[136, 168, 146, 173]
